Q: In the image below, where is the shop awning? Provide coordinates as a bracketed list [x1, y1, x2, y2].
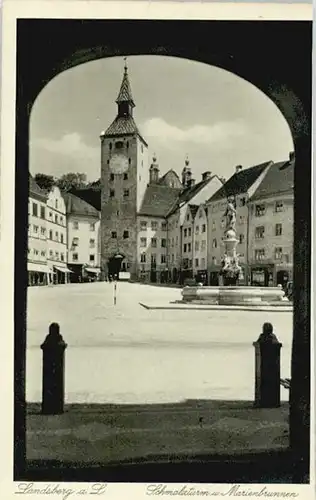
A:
[85, 267, 100, 274]
[54, 265, 73, 273]
[27, 262, 51, 273]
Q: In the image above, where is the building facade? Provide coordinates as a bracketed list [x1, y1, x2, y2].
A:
[206, 162, 272, 285]
[63, 192, 101, 282]
[27, 175, 50, 285]
[193, 204, 208, 282]
[248, 157, 294, 287]
[46, 186, 70, 284]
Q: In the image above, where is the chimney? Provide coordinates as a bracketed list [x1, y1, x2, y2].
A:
[289, 151, 295, 162]
[149, 154, 159, 184]
[202, 171, 212, 181]
[235, 165, 243, 173]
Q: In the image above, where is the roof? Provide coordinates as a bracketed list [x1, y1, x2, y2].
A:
[138, 184, 181, 217]
[179, 176, 216, 205]
[29, 174, 47, 200]
[116, 66, 135, 106]
[68, 188, 101, 212]
[208, 161, 271, 202]
[62, 192, 100, 217]
[158, 169, 182, 187]
[250, 160, 294, 201]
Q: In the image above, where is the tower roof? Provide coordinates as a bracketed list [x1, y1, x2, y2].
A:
[115, 59, 135, 107]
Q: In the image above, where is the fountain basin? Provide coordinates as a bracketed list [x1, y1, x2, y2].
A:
[181, 286, 289, 307]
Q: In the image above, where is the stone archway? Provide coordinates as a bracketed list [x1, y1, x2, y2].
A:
[15, 20, 311, 481]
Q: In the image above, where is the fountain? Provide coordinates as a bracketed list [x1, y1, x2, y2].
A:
[181, 196, 289, 307]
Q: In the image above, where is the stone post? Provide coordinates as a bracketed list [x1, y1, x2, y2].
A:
[253, 322, 282, 408]
[41, 322, 67, 415]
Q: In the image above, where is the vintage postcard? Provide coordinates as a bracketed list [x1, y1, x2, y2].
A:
[0, 1, 314, 499]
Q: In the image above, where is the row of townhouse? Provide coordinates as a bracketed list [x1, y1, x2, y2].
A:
[28, 175, 101, 286]
[133, 153, 294, 287]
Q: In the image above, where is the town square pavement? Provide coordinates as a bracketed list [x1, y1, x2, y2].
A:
[26, 282, 292, 404]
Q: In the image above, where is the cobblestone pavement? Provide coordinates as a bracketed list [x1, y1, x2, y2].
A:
[26, 282, 293, 403]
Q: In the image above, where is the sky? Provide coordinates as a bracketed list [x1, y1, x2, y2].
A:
[30, 55, 294, 183]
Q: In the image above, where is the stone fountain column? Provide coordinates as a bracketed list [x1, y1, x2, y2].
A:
[220, 197, 242, 286]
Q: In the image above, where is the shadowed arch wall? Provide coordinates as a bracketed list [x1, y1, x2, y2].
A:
[15, 19, 311, 482]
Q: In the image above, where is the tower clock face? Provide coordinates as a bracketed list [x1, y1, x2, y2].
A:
[109, 154, 129, 174]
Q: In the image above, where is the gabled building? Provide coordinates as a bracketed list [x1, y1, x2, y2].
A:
[248, 153, 294, 287]
[206, 161, 272, 284]
[27, 175, 50, 286]
[62, 192, 101, 282]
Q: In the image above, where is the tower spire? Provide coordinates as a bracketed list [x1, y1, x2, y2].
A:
[116, 57, 135, 112]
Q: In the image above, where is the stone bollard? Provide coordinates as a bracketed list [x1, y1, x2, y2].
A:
[253, 322, 282, 408]
[41, 323, 67, 415]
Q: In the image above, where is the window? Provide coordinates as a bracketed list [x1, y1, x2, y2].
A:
[90, 223, 95, 231]
[212, 221, 216, 231]
[212, 257, 217, 265]
[186, 214, 190, 221]
[61, 234, 64, 244]
[140, 237, 147, 247]
[275, 247, 283, 260]
[73, 253, 78, 261]
[111, 231, 117, 239]
[55, 215, 58, 224]
[61, 253, 64, 262]
[141, 145, 143, 153]
[151, 221, 158, 231]
[212, 238, 217, 248]
[124, 173, 128, 180]
[195, 226, 199, 235]
[41, 250, 46, 257]
[40, 206, 45, 219]
[161, 222, 167, 231]
[140, 252, 146, 263]
[275, 223, 282, 236]
[73, 237, 79, 246]
[151, 254, 156, 265]
[176, 236, 178, 245]
[34, 249, 39, 256]
[55, 251, 59, 259]
[255, 226, 265, 239]
[161, 255, 166, 264]
[188, 243, 191, 252]
[151, 237, 157, 248]
[199, 210, 203, 218]
[255, 249, 265, 261]
[110, 189, 115, 197]
[49, 230, 53, 240]
[172, 238, 174, 247]
[60, 216, 63, 225]
[127, 141, 129, 149]
[189, 259, 193, 268]
[140, 221, 147, 231]
[255, 204, 266, 217]
[55, 231, 59, 241]
[115, 141, 124, 149]
[239, 234, 245, 244]
[109, 142, 112, 150]
[32, 202, 38, 217]
[275, 201, 284, 212]
[49, 250, 53, 257]
[90, 238, 95, 247]
[201, 258, 206, 268]
[202, 224, 206, 233]
[33, 225, 38, 233]
[123, 189, 129, 197]
[161, 238, 167, 248]
[195, 241, 199, 251]
[184, 243, 187, 253]
[188, 228, 192, 237]
[184, 228, 187, 237]
[73, 221, 79, 230]
[221, 219, 226, 228]
[123, 231, 129, 239]
[201, 240, 206, 251]
[128, 158, 131, 165]
[90, 254, 95, 262]
[171, 254, 174, 263]
[239, 197, 246, 207]
[195, 258, 199, 267]
[49, 211, 53, 218]
[55, 200, 58, 209]
[110, 173, 115, 181]
[41, 227, 46, 235]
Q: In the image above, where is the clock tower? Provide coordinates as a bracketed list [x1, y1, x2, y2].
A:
[100, 60, 149, 280]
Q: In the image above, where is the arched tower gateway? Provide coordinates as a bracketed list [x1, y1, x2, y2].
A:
[100, 60, 149, 280]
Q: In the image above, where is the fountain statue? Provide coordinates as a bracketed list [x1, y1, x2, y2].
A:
[179, 195, 290, 308]
[219, 196, 242, 286]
